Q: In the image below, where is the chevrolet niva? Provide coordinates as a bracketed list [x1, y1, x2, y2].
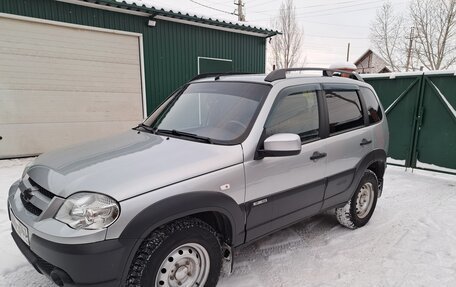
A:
[8, 68, 388, 287]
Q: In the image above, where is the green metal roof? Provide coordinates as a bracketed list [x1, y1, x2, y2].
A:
[81, 0, 279, 37]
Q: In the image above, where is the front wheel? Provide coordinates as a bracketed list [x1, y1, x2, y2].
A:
[126, 217, 222, 287]
[336, 170, 378, 229]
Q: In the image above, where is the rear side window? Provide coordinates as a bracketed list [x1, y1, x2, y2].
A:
[325, 90, 364, 134]
[265, 90, 319, 142]
[360, 87, 383, 124]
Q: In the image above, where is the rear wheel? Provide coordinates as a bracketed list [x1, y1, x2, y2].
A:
[126, 218, 222, 287]
[336, 170, 378, 229]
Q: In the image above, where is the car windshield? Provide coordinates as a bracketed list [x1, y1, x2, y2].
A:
[142, 82, 271, 144]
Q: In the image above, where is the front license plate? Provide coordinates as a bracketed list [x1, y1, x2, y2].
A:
[10, 210, 29, 246]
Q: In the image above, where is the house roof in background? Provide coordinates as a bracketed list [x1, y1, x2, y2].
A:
[354, 49, 373, 65]
[354, 49, 388, 66]
[354, 49, 391, 72]
[75, 0, 279, 37]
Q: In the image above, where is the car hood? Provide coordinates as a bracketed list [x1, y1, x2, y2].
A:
[27, 130, 243, 201]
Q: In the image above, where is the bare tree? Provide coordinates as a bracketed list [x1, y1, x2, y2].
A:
[370, 2, 406, 71]
[270, 0, 303, 69]
[410, 0, 456, 70]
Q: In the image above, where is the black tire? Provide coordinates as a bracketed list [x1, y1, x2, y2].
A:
[126, 217, 222, 287]
[336, 170, 379, 229]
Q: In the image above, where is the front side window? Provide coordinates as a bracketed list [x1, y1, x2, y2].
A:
[143, 82, 271, 144]
[325, 90, 364, 134]
[360, 87, 383, 124]
[265, 90, 320, 142]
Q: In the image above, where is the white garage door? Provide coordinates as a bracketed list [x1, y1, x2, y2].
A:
[0, 14, 145, 158]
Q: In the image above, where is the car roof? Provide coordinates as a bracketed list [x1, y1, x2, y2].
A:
[190, 73, 372, 88]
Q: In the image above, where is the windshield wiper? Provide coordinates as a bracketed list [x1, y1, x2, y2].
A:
[133, 123, 157, 134]
[156, 129, 213, 144]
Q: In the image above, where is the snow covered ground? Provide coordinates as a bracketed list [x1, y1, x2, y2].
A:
[1, 158, 455, 286]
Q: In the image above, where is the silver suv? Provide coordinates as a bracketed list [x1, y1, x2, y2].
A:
[7, 68, 388, 287]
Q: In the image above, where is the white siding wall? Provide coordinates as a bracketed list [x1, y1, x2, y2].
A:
[0, 15, 144, 158]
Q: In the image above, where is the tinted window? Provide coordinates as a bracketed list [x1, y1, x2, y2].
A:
[325, 90, 364, 134]
[265, 90, 319, 141]
[361, 87, 383, 124]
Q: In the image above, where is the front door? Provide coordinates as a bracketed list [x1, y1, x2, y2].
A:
[244, 85, 327, 241]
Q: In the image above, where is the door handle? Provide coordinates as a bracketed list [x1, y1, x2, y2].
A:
[310, 151, 327, 161]
[360, 138, 372, 146]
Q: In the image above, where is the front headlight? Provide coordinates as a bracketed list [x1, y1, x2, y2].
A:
[55, 192, 120, 230]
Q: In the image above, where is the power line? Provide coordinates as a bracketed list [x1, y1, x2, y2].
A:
[299, 4, 386, 18]
[300, 20, 365, 29]
[298, 0, 376, 10]
[189, 0, 235, 15]
[304, 34, 369, 40]
[202, 0, 235, 7]
[296, 0, 394, 17]
[252, 0, 407, 21]
[253, 2, 387, 21]
[253, 0, 380, 13]
[248, 0, 264, 4]
[302, 43, 357, 48]
[249, 0, 277, 9]
[189, 0, 247, 21]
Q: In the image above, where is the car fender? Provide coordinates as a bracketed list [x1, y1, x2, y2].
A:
[119, 191, 245, 244]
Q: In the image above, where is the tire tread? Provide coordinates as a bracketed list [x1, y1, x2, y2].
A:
[126, 217, 220, 286]
[335, 170, 378, 229]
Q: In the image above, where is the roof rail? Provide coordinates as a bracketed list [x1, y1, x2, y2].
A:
[190, 72, 255, 82]
[264, 67, 364, 82]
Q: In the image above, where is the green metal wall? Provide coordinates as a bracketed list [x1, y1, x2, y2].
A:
[365, 72, 456, 174]
[0, 0, 267, 114]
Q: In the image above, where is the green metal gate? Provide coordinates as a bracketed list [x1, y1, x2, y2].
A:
[363, 71, 456, 174]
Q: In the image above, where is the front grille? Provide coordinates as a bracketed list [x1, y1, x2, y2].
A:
[19, 178, 56, 217]
[29, 178, 55, 199]
[20, 192, 42, 216]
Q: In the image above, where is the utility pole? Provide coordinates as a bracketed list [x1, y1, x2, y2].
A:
[346, 42, 350, 61]
[405, 27, 415, 71]
[235, 0, 246, 21]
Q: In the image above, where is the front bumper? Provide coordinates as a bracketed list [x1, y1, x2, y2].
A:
[8, 179, 137, 286]
[11, 228, 135, 286]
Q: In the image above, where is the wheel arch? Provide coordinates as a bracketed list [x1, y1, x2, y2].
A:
[119, 191, 245, 245]
[322, 149, 387, 209]
[118, 191, 245, 284]
[367, 159, 386, 195]
[192, 211, 235, 244]
[350, 149, 386, 199]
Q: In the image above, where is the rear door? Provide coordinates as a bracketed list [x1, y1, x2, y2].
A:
[321, 84, 373, 206]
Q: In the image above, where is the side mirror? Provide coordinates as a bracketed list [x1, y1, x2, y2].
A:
[259, 133, 301, 158]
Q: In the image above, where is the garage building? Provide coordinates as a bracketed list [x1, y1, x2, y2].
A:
[0, 0, 277, 158]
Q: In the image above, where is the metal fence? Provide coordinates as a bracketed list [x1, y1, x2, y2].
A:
[363, 71, 456, 175]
